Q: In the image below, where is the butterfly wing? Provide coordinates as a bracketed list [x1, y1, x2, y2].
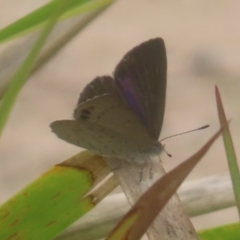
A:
[51, 120, 141, 158]
[73, 94, 152, 142]
[114, 38, 167, 140]
[51, 94, 157, 157]
[77, 76, 119, 104]
[51, 39, 166, 159]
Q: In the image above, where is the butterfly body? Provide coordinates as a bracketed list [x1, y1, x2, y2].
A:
[50, 38, 167, 164]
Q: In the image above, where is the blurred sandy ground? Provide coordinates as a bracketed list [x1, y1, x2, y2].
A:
[0, 0, 240, 231]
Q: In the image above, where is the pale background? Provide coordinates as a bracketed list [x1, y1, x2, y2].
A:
[0, 0, 240, 232]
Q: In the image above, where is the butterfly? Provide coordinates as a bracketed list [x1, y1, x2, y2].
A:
[50, 38, 167, 163]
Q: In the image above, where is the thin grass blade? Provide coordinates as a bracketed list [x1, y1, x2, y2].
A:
[215, 85, 240, 217]
[0, 0, 114, 44]
[0, 1, 70, 136]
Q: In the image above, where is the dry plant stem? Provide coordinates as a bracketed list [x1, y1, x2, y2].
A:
[180, 173, 234, 216]
[105, 157, 198, 240]
[56, 173, 234, 240]
[56, 176, 119, 240]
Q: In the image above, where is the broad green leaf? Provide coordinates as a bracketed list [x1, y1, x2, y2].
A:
[0, 151, 113, 240]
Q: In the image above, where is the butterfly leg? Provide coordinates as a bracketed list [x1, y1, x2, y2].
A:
[149, 159, 153, 179]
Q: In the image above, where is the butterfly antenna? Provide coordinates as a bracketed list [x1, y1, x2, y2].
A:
[160, 124, 210, 142]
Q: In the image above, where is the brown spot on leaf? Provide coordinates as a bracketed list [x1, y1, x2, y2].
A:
[51, 192, 61, 199]
[9, 219, 20, 227]
[1, 211, 10, 220]
[68, 185, 75, 191]
[7, 232, 19, 240]
[46, 220, 57, 227]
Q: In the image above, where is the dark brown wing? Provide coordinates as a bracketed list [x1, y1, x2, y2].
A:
[114, 38, 167, 140]
[77, 76, 119, 104]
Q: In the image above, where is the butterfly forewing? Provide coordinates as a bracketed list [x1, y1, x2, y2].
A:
[77, 76, 119, 104]
[114, 38, 167, 140]
[51, 120, 143, 158]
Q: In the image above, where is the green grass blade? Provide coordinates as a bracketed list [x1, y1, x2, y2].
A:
[0, 0, 114, 44]
[198, 222, 240, 240]
[61, 0, 114, 19]
[0, 0, 113, 102]
[215, 86, 240, 218]
[0, 0, 70, 137]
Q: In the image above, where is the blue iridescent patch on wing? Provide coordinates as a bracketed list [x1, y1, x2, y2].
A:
[117, 76, 145, 126]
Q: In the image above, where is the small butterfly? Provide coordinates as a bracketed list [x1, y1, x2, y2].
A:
[50, 38, 167, 163]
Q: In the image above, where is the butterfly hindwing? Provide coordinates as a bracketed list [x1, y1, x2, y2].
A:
[73, 94, 155, 150]
[51, 94, 156, 156]
[51, 120, 141, 157]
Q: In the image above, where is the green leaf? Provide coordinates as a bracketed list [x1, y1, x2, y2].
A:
[0, 1, 69, 137]
[0, 152, 114, 240]
[0, 0, 114, 44]
[198, 222, 240, 240]
[215, 86, 240, 217]
[0, 166, 92, 240]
